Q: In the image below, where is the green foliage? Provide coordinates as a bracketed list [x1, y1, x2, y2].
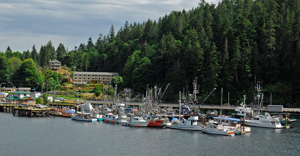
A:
[36, 97, 42, 104]
[42, 94, 49, 105]
[107, 88, 115, 96]
[111, 76, 123, 88]
[2, 0, 300, 104]
[13, 58, 43, 88]
[93, 84, 103, 97]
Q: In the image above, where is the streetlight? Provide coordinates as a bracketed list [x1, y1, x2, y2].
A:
[0, 82, 6, 92]
[8, 82, 14, 89]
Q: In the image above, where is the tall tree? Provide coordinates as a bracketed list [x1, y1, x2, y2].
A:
[31, 45, 38, 64]
[13, 58, 43, 88]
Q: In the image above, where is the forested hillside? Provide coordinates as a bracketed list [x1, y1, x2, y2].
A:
[1, 0, 300, 106]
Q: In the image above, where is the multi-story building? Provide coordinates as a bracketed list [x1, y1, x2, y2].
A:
[73, 72, 119, 84]
[49, 59, 61, 70]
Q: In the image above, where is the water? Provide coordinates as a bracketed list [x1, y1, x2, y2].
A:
[0, 113, 299, 156]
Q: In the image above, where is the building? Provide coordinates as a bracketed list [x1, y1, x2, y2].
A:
[73, 72, 119, 84]
[2, 87, 31, 92]
[5, 91, 36, 105]
[49, 59, 61, 70]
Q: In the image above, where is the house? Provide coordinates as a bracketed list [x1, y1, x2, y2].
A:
[5, 91, 36, 105]
[73, 72, 119, 84]
[2, 87, 31, 92]
[49, 59, 61, 70]
[0, 93, 8, 102]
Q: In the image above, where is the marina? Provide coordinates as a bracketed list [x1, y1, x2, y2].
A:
[0, 112, 299, 156]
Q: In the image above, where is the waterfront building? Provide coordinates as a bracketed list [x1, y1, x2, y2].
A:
[49, 59, 61, 70]
[73, 72, 119, 84]
[2, 87, 31, 92]
[5, 91, 36, 105]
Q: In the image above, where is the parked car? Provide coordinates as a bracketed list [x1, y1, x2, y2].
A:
[19, 104, 28, 108]
[36, 104, 48, 108]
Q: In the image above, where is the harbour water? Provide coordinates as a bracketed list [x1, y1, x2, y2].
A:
[0, 113, 299, 156]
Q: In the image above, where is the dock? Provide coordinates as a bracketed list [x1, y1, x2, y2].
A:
[13, 107, 52, 117]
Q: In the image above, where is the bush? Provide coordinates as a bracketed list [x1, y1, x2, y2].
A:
[93, 85, 103, 97]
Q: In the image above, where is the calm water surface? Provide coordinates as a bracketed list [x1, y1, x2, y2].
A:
[0, 113, 299, 156]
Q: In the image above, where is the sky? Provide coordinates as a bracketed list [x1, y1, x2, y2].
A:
[0, 0, 219, 52]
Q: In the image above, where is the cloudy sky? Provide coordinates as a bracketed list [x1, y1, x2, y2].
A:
[0, 0, 219, 52]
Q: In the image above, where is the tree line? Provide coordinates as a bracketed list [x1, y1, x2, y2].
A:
[1, 0, 300, 106]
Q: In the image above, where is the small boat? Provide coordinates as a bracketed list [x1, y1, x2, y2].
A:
[104, 113, 119, 123]
[271, 115, 297, 124]
[166, 116, 205, 131]
[71, 113, 97, 122]
[245, 113, 283, 129]
[122, 117, 149, 127]
[213, 117, 251, 134]
[202, 122, 235, 136]
[146, 115, 166, 128]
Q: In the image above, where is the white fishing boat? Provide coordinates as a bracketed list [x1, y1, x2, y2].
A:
[71, 113, 97, 122]
[122, 117, 149, 127]
[213, 117, 251, 134]
[104, 113, 119, 123]
[202, 122, 235, 136]
[166, 116, 204, 131]
[245, 113, 283, 129]
[232, 101, 253, 119]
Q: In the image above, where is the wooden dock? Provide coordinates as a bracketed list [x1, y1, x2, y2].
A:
[0, 104, 18, 113]
[13, 107, 52, 117]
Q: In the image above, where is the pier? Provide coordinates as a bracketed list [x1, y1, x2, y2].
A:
[0, 104, 18, 113]
[13, 107, 52, 117]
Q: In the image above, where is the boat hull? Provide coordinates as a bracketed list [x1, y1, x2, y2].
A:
[166, 125, 204, 131]
[71, 117, 97, 122]
[202, 129, 235, 136]
[245, 120, 283, 129]
[148, 120, 164, 127]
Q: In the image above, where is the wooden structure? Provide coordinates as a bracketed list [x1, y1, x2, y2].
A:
[13, 107, 52, 117]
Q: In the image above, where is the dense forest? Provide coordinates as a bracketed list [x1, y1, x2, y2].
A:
[1, 0, 300, 106]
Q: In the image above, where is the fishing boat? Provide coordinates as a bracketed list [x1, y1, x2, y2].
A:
[71, 113, 97, 122]
[245, 113, 283, 129]
[213, 117, 251, 134]
[202, 121, 235, 136]
[104, 113, 119, 123]
[146, 115, 166, 127]
[122, 117, 149, 127]
[232, 100, 253, 119]
[166, 116, 205, 131]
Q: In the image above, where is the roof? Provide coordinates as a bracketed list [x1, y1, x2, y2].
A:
[74, 72, 119, 75]
[213, 117, 242, 122]
[20, 96, 36, 100]
[5, 96, 19, 100]
[12, 91, 30, 94]
[49, 59, 61, 62]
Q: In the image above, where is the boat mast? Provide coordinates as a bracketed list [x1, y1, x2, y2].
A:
[221, 87, 223, 117]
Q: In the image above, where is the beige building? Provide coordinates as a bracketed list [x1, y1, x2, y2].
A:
[73, 72, 119, 84]
[49, 59, 61, 70]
